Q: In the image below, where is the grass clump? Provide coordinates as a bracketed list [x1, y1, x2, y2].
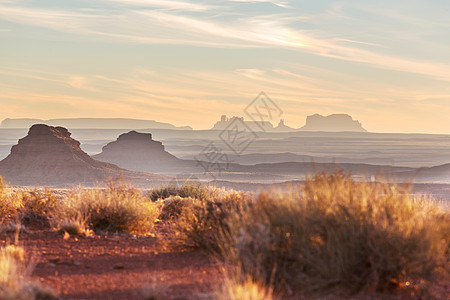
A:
[172, 188, 249, 251]
[56, 180, 161, 235]
[55, 213, 92, 237]
[149, 183, 208, 201]
[217, 275, 276, 300]
[19, 189, 58, 228]
[158, 196, 191, 221]
[219, 172, 449, 295]
[0, 178, 22, 216]
[0, 245, 58, 300]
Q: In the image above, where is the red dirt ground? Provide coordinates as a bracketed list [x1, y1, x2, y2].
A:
[1, 226, 448, 300]
[1, 227, 222, 300]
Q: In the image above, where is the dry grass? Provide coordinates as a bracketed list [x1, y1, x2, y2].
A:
[1, 173, 448, 298]
[217, 274, 277, 300]
[0, 244, 58, 300]
[149, 183, 209, 201]
[1, 176, 161, 236]
[0, 178, 22, 216]
[170, 187, 249, 250]
[19, 189, 58, 228]
[54, 180, 161, 235]
[55, 213, 92, 237]
[217, 172, 449, 295]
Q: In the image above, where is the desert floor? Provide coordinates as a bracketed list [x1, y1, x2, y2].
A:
[2, 224, 448, 300]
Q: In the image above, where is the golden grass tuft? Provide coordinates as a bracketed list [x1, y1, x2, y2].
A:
[0, 245, 58, 300]
[217, 275, 276, 300]
[55, 180, 161, 235]
[0, 178, 22, 216]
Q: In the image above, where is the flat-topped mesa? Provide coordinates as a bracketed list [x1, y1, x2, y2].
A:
[93, 131, 181, 172]
[0, 124, 166, 186]
[102, 131, 166, 152]
[300, 114, 366, 132]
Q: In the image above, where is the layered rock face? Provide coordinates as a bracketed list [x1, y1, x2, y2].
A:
[0, 125, 165, 186]
[93, 131, 182, 172]
[300, 114, 366, 132]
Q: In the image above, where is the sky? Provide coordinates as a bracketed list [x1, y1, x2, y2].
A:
[0, 0, 449, 133]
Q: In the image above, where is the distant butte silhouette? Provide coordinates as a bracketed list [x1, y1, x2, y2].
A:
[210, 114, 366, 132]
[299, 114, 366, 132]
[0, 124, 166, 186]
[93, 131, 186, 173]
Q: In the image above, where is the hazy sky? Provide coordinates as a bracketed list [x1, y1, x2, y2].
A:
[1, 0, 449, 133]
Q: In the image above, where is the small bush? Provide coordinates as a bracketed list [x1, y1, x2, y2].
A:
[218, 172, 449, 295]
[56, 180, 161, 234]
[0, 245, 58, 300]
[173, 188, 249, 251]
[19, 189, 58, 228]
[158, 196, 190, 221]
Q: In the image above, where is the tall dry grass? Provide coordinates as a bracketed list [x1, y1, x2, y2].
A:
[167, 172, 449, 295]
[218, 172, 449, 295]
[53, 180, 161, 235]
[0, 178, 22, 216]
[0, 176, 161, 235]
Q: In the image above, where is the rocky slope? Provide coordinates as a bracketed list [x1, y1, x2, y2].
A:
[0, 124, 167, 186]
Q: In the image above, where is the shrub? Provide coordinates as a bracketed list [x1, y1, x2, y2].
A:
[56, 180, 161, 234]
[158, 196, 190, 221]
[218, 172, 449, 295]
[0, 245, 58, 300]
[19, 189, 59, 228]
[172, 188, 249, 251]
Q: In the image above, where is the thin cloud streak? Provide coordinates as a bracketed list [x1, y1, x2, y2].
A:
[0, 2, 449, 82]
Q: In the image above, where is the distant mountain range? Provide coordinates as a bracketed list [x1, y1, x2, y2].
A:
[0, 118, 192, 130]
[211, 114, 366, 132]
[1, 113, 366, 132]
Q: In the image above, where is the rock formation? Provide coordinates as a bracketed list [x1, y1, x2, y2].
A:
[273, 119, 296, 132]
[299, 114, 366, 132]
[211, 115, 274, 132]
[93, 131, 184, 173]
[0, 124, 166, 186]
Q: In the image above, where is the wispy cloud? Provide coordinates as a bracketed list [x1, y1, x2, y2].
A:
[3, 64, 450, 132]
[0, 1, 449, 83]
[102, 0, 217, 11]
